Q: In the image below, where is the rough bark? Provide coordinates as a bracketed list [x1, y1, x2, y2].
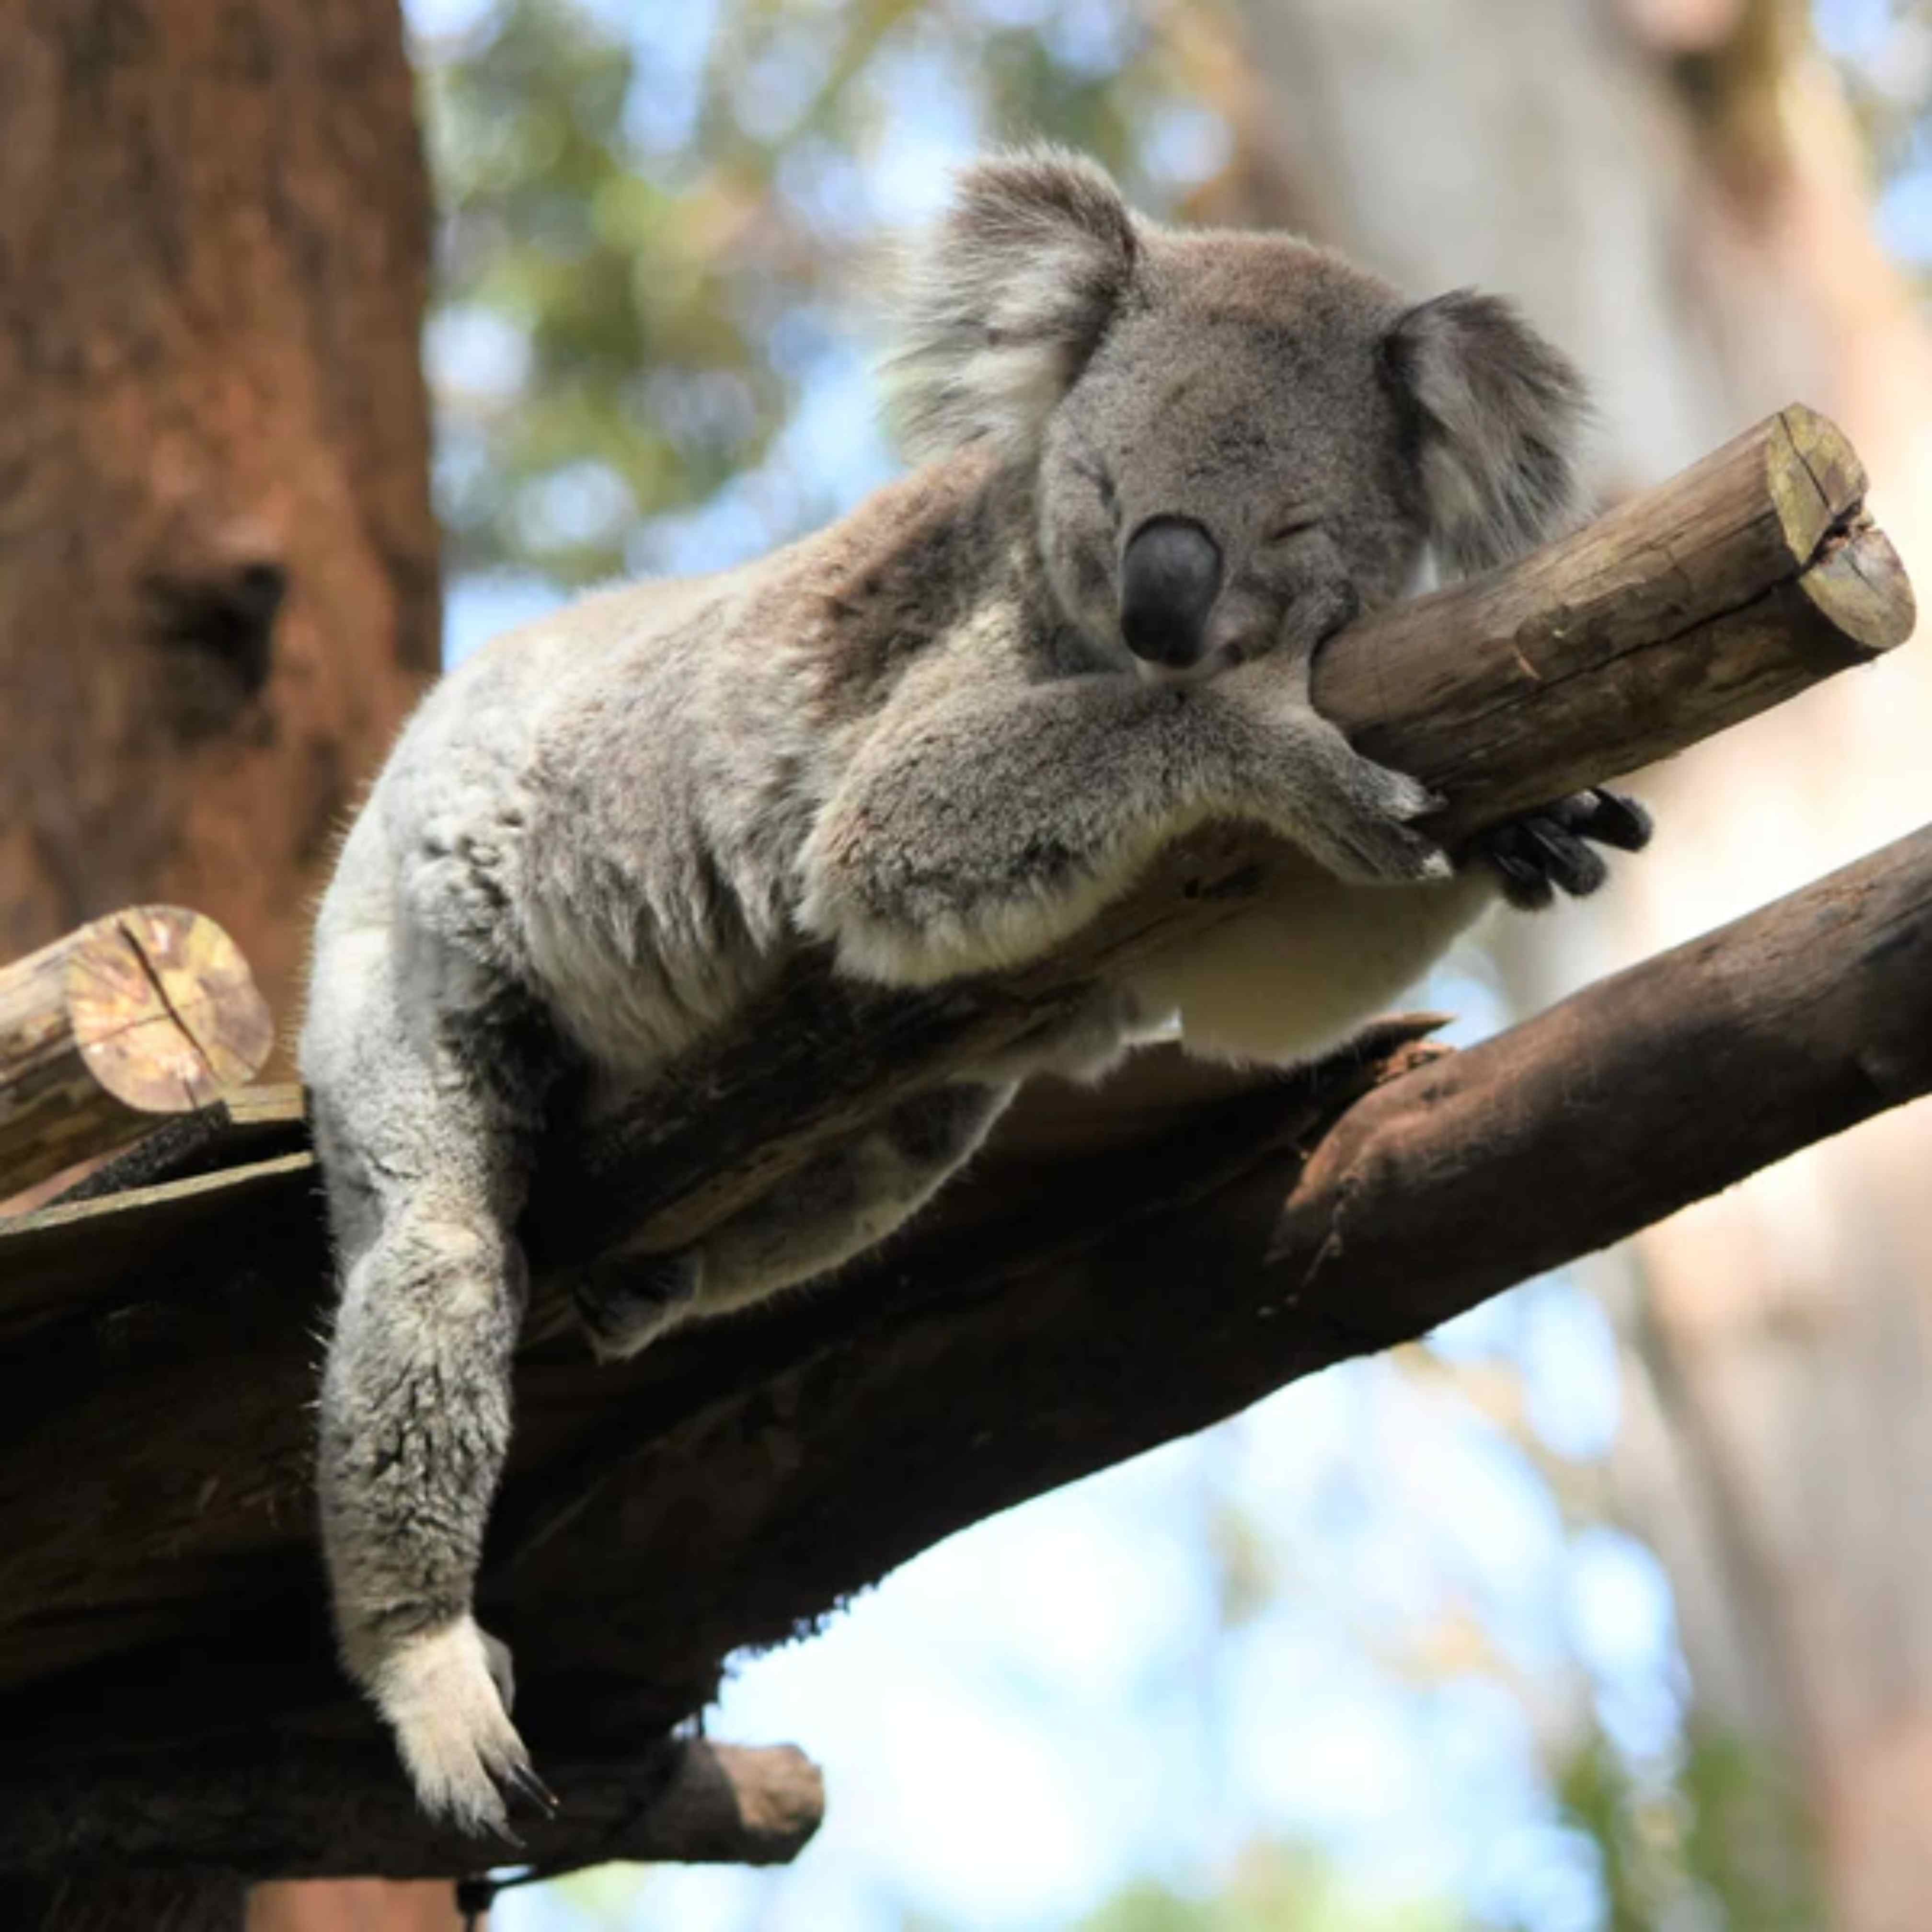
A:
[0, 908, 272, 1198]
[0, 12, 438, 1917]
[0, 0, 437, 1058]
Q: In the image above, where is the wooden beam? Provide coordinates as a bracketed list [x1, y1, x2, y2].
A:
[523, 404, 1913, 1267]
[492, 823, 1932, 1738]
[0, 1739, 822, 1882]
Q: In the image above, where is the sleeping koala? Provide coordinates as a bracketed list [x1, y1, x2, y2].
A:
[303, 147, 1648, 1835]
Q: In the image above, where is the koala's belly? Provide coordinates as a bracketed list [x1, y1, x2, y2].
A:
[1125, 860, 1490, 1066]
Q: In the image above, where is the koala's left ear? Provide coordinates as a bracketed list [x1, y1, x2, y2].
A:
[1383, 291, 1589, 577]
[885, 146, 1139, 461]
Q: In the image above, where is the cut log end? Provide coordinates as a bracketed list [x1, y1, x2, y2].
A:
[1769, 402, 1869, 559]
[63, 908, 274, 1115]
[1798, 517, 1917, 661]
[0, 906, 275, 1200]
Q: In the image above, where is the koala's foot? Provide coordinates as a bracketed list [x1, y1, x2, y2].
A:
[572, 1248, 704, 1361]
[1300, 753, 1453, 887]
[369, 1615, 557, 1840]
[1472, 787, 1652, 910]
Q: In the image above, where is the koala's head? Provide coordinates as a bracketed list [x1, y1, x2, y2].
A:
[886, 148, 1588, 680]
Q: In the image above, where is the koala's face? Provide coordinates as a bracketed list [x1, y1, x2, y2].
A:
[887, 150, 1587, 682]
[1036, 239, 1430, 680]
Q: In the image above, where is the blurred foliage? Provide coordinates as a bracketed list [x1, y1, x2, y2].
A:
[1000, 1728, 1823, 1932]
[422, 0, 791, 582]
[1558, 1727, 1823, 1932]
[1817, 0, 1932, 185]
[895, 1842, 1460, 1932]
[414, 0, 1219, 583]
[1066, 1846, 1460, 1932]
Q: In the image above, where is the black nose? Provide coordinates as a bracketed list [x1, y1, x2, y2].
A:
[1120, 517, 1222, 668]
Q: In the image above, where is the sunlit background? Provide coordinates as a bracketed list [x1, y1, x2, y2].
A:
[390, 2, 1932, 1925]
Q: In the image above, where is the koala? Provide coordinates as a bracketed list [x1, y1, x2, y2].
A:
[302, 147, 1649, 1836]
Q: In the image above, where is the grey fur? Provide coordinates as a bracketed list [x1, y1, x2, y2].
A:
[303, 147, 1614, 1835]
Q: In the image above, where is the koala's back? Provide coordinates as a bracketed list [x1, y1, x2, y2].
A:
[309, 450, 1013, 1082]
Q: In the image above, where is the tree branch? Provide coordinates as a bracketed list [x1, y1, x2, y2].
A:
[523, 403, 1911, 1265]
[0, 406, 1920, 1882]
[0, 1740, 822, 1882]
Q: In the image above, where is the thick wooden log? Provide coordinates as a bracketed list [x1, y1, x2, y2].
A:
[525, 403, 1914, 1265]
[1, 821, 1931, 1881]
[1261, 821, 1932, 1342]
[481, 825, 1932, 1759]
[0, 409, 1919, 1882]
[0, 908, 275, 1199]
[0, 1739, 822, 1882]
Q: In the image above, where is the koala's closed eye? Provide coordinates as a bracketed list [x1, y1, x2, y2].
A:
[1261, 515, 1324, 546]
[1060, 445, 1120, 519]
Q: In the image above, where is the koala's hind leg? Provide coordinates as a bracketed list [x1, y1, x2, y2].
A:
[307, 931, 554, 1839]
[572, 1080, 1015, 1358]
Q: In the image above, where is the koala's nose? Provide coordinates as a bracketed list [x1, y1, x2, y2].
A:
[1120, 517, 1222, 668]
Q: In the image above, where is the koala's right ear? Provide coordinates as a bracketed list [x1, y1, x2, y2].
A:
[884, 147, 1139, 462]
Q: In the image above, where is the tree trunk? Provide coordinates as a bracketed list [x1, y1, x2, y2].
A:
[0, 0, 439, 1919]
[1216, 1, 1932, 1921]
[0, 0, 438, 1061]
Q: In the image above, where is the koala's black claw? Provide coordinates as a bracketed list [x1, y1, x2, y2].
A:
[1472, 786, 1649, 911]
[507, 1758, 561, 1816]
[1570, 787, 1653, 852]
[1525, 817, 1608, 897]
[1480, 822, 1558, 910]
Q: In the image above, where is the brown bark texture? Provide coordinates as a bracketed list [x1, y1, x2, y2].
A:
[0, 421, 1917, 1880]
[0, 821, 1927, 1876]
[0, 0, 438, 1058]
[247, 1879, 473, 1932]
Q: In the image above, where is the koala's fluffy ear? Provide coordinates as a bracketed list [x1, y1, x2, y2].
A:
[1384, 291, 1589, 577]
[885, 147, 1139, 461]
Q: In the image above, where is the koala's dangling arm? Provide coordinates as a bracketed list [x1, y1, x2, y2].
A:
[308, 939, 556, 1839]
[796, 654, 1452, 990]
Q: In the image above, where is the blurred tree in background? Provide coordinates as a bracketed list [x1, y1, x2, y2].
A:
[416, 0, 1213, 586]
[406, 5, 1932, 1932]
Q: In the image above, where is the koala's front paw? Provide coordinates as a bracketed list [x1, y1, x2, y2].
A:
[1472, 787, 1652, 910]
[572, 1248, 703, 1361]
[1303, 753, 1454, 886]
